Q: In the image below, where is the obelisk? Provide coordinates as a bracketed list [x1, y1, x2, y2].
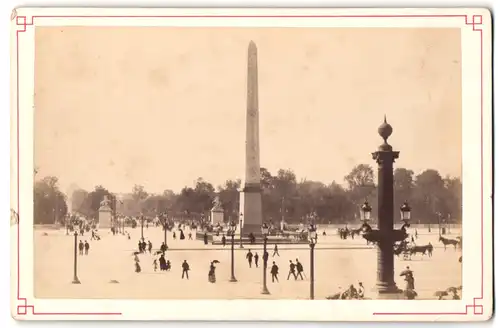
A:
[239, 40, 263, 235]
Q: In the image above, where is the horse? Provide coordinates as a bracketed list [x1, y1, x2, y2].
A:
[439, 236, 459, 251]
[409, 243, 433, 258]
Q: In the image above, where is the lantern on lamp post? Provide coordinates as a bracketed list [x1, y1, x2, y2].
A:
[261, 223, 270, 295]
[308, 223, 317, 300]
[360, 200, 373, 232]
[400, 201, 411, 232]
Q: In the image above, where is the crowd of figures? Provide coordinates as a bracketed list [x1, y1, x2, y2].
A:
[57, 212, 462, 300]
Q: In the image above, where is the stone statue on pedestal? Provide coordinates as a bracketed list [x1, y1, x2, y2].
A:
[211, 195, 224, 225]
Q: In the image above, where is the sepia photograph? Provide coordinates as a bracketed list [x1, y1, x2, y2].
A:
[11, 7, 492, 321]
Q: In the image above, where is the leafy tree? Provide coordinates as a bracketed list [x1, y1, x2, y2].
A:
[393, 168, 415, 219]
[33, 176, 68, 224]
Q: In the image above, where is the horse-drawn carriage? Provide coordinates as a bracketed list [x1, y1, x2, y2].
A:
[394, 241, 434, 260]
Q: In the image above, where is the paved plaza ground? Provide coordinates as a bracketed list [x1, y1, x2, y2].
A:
[34, 226, 462, 300]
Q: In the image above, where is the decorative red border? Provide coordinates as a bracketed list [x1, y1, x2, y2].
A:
[14, 13, 485, 318]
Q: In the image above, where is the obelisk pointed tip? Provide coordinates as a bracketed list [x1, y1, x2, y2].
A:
[249, 40, 257, 49]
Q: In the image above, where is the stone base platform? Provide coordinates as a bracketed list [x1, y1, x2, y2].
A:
[195, 231, 308, 245]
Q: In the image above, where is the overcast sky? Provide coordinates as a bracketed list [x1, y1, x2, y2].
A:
[34, 27, 462, 194]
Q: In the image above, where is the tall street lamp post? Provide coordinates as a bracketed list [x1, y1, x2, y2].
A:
[261, 223, 270, 295]
[308, 224, 317, 300]
[229, 220, 238, 282]
[72, 231, 81, 284]
[239, 212, 244, 248]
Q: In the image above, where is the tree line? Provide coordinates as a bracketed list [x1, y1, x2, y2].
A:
[34, 164, 461, 225]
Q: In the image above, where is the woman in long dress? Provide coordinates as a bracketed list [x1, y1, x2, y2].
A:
[208, 261, 216, 283]
[400, 266, 417, 299]
[159, 254, 167, 271]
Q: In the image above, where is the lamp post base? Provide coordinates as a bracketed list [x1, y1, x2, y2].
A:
[230, 276, 238, 282]
[72, 277, 81, 284]
[377, 286, 403, 299]
[261, 286, 270, 295]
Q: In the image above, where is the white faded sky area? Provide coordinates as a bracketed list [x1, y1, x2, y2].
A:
[34, 27, 462, 194]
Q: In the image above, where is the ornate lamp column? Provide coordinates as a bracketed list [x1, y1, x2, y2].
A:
[371, 117, 402, 298]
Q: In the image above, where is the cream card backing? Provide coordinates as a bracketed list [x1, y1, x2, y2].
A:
[11, 7, 492, 321]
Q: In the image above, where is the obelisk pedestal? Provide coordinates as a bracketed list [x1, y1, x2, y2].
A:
[239, 40, 263, 236]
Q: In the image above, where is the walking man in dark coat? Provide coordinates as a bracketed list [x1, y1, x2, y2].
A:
[246, 250, 253, 268]
[254, 252, 259, 268]
[263, 251, 269, 267]
[273, 244, 280, 257]
[84, 241, 90, 255]
[287, 260, 297, 280]
[295, 258, 304, 280]
[182, 260, 190, 279]
[222, 235, 226, 247]
[148, 240, 153, 254]
[78, 240, 84, 255]
[271, 261, 279, 282]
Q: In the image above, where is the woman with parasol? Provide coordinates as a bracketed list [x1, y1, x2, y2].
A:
[208, 260, 220, 283]
[400, 266, 417, 299]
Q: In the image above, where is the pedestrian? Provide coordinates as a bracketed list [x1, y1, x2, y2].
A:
[153, 259, 158, 272]
[271, 261, 279, 282]
[295, 258, 304, 280]
[203, 232, 208, 245]
[173, 231, 177, 240]
[138, 240, 143, 253]
[78, 240, 84, 255]
[188, 232, 193, 240]
[400, 266, 417, 299]
[357, 282, 365, 299]
[84, 241, 90, 255]
[135, 261, 141, 273]
[246, 250, 253, 268]
[148, 240, 153, 253]
[273, 244, 280, 257]
[263, 250, 269, 266]
[159, 254, 166, 271]
[208, 261, 216, 283]
[222, 235, 226, 247]
[254, 252, 259, 268]
[160, 242, 167, 253]
[415, 229, 418, 239]
[182, 260, 190, 279]
[287, 260, 297, 280]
